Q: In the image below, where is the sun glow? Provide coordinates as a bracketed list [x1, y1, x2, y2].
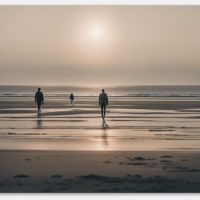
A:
[80, 21, 112, 54]
[91, 26, 103, 37]
[88, 25, 105, 41]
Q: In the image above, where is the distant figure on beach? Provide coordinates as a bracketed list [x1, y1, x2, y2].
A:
[35, 88, 44, 114]
[70, 93, 74, 105]
[99, 89, 108, 120]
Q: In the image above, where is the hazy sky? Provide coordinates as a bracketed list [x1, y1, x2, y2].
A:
[0, 6, 200, 86]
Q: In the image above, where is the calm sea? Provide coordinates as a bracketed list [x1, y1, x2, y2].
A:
[0, 85, 200, 100]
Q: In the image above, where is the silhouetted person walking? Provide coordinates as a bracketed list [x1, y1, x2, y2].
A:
[99, 89, 108, 120]
[35, 88, 44, 114]
[70, 93, 74, 105]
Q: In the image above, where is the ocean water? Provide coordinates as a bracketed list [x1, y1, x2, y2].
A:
[0, 85, 200, 100]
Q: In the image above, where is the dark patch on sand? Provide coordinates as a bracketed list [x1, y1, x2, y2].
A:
[78, 174, 109, 181]
[160, 160, 171, 163]
[126, 174, 142, 178]
[126, 162, 148, 166]
[119, 161, 157, 167]
[126, 156, 156, 161]
[8, 132, 16, 135]
[77, 174, 123, 183]
[163, 166, 200, 173]
[51, 175, 62, 178]
[14, 174, 30, 178]
[181, 159, 188, 162]
[121, 156, 157, 167]
[149, 129, 175, 132]
[103, 160, 111, 164]
[134, 156, 145, 161]
[161, 155, 173, 158]
[75, 174, 193, 192]
[126, 156, 144, 161]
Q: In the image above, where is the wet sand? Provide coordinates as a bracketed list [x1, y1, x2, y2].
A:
[1, 97, 200, 151]
[0, 96, 200, 192]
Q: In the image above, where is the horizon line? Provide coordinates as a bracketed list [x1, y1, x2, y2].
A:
[1, 84, 200, 87]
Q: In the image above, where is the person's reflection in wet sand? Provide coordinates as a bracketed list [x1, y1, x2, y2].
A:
[102, 119, 109, 146]
[37, 115, 42, 129]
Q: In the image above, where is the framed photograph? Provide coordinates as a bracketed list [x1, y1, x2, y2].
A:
[0, 0, 200, 194]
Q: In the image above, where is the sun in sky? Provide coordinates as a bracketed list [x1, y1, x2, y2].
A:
[89, 25, 105, 39]
[84, 21, 108, 43]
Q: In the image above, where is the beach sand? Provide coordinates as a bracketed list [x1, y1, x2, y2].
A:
[0, 96, 200, 192]
[0, 150, 200, 192]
